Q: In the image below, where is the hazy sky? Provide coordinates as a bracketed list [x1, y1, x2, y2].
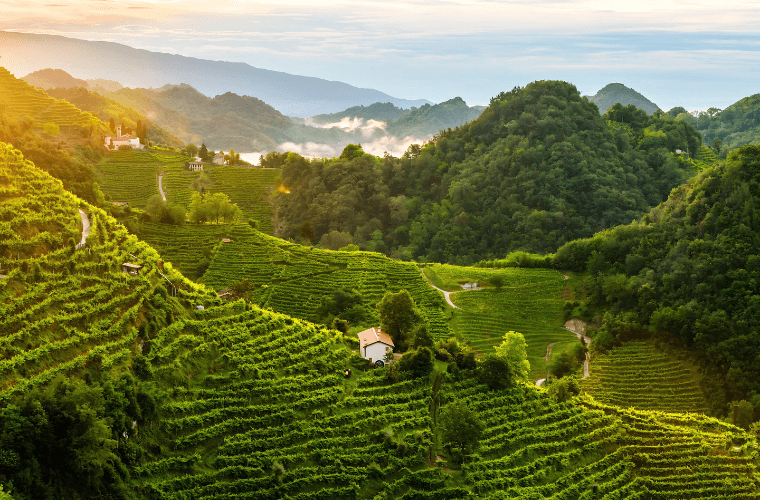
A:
[2, 0, 760, 110]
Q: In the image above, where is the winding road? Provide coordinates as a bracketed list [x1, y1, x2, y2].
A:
[158, 174, 167, 202]
[77, 209, 90, 249]
[419, 268, 461, 309]
[564, 319, 592, 379]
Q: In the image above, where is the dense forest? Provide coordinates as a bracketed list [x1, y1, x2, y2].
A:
[553, 144, 760, 415]
[276, 80, 702, 263]
[673, 94, 760, 152]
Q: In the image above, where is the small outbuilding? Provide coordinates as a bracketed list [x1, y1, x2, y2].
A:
[121, 262, 143, 275]
[213, 153, 226, 165]
[222, 238, 231, 243]
[188, 159, 204, 171]
[357, 326, 394, 366]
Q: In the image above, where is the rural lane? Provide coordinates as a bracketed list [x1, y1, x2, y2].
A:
[77, 209, 90, 249]
[158, 174, 167, 201]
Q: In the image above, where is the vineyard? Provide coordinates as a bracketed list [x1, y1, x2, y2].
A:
[139, 222, 233, 280]
[0, 67, 108, 137]
[0, 143, 216, 400]
[450, 378, 759, 499]
[203, 225, 451, 339]
[2, 140, 760, 498]
[582, 341, 710, 414]
[423, 264, 578, 380]
[96, 150, 279, 232]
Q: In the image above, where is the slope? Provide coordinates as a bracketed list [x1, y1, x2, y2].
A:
[677, 93, 760, 151]
[387, 97, 485, 138]
[554, 144, 760, 415]
[202, 224, 451, 339]
[22, 68, 87, 89]
[586, 83, 661, 115]
[46, 86, 183, 148]
[1, 140, 759, 499]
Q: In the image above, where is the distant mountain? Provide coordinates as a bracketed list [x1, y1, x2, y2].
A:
[388, 97, 485, 137]
[23, 68, 87, 89]
[585, 83, 660, 115]
[86, 78, 123, 93]
[0, 31, 432, 116]
[310, 102, 409, 124]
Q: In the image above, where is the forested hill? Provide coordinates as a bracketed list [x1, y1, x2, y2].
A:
[387, 97, 485, 138]
[276, 80, 701, 263]
[676, 94, 760, 152]
[309, 102, 409, 123]
[554, 144, 760, 414]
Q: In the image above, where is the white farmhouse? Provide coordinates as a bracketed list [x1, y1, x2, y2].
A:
[104, 126, 142, 150]
[213, 152, 226, 165]
[188, 157, 204, 171]
[357, 326, 394, 366]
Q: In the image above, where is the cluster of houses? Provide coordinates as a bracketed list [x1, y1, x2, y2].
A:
[103, 126, 143, 150]
[188, 153, 226, 171]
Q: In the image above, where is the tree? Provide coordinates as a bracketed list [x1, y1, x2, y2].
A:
[398, 346, 434, 378]
[489, 274, 505, 290]
[199, 143, 209, 161]
[189, 192, 208, 223]
[439, 399, 484, 463]
[376, 289, 424, 351]
[713, 137, 723, 154]
[411, 322, 433, 349]
[494, 331, 530, 382]
[186, 143, 199, 158]
[547, 376, 581, 402]
[43, 122, 60, 136]
[109, 117, 116, 133]
[299, 221, 315, 244]
[479, 353, 515, 390]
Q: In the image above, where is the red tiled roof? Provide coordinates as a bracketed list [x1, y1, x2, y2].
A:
[357, 326, 394, 350]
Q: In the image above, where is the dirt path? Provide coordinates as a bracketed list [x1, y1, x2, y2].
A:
[564, 319, 592, 379]
[544, 342, 556, 363]
[76, 209, 90, 249]
[536, 378, 546, 388]
[419, 268, 461, 309]
[158, 174, 167, 202]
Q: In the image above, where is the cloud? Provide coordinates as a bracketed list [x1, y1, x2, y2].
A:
[303, 116, 387, 138]
[269, 134, 430, 159]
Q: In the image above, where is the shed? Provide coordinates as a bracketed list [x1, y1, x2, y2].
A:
[222, 238, 231, 243]
[121, 262, 143, 275]
[112, 201, 129, 207]
[188, 159, 204, 171]
[217, 288, 233, 300]
[357, 326, 394, 366]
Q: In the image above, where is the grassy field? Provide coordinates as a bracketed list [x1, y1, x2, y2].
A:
[202, 224, 451, 339]
[423, 264, 580, 380]
[582, 340, 710, 414]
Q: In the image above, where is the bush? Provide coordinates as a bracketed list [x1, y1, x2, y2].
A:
[547, 376, 581, 402]
[478, 354, 515, 390]
[398, 347, 434, 379]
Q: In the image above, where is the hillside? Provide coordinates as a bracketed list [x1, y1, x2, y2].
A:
[22, 68, 87, 89]
[1, 141, 760, 498]
[676, 94, 760, 151]
[554, 144, 760, 416]
[0, 66, 111, 200]
[310, 102, 410, 124]
[45, 86, 183, 148]
[586, 83, 660, 115]
[275, 81, 702, 263]
[0, 31, 432, 116]
[387, 97, 485, 138]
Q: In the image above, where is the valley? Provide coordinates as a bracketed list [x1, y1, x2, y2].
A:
[1, 56, 760, 500]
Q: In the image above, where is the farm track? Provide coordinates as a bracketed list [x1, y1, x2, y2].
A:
[77, 209, 90, 249]
[158, 174, 167, 201]
[564, 318, 591, 378]
[419, 268, 464, 309]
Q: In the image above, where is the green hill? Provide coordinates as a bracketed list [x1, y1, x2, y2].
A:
[676, 94, 760, 152]
[554, 143, 760, 415]
[202, 224, 451, 338]
[586, 83, 661, 115]
[1, 140, 759, 499]
[310, 102, 409, 124]
[45, 86, 183, 148]
[275, 81, 702, 263]
[388, 97, 485, 138]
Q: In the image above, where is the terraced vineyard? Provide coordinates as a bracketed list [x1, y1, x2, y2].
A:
[205, 165, 280, 234]
[96, 150, 168, 206]
[203, 225, 450, 338]
[135, 306, 434, 499]
[582, 341, 710, 414]
[0, 143, 214, 399]
[424, 264, 578, 380]
[97, 150, 279, 232]
[451, 378, 759, 499]
[139, 222, 233, 280]
[0, 66, 107, 135]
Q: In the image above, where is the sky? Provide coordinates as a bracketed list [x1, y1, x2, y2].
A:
[2, 0, 760, 111]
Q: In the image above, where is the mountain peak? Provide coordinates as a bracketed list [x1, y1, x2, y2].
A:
[586, 83, 660, 115]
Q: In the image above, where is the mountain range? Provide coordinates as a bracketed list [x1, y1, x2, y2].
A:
[0, 31, 431, 117]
